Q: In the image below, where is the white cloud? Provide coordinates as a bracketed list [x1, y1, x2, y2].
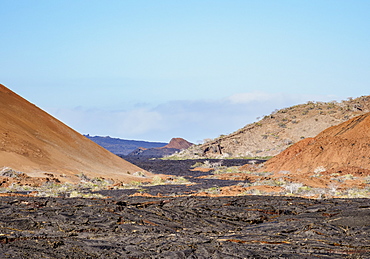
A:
[228, 91, 278, 104]
[46, 92, 342, 143]
[228, 92, 338, 105]
[48, 107, 164, 140]
[115, 108, 164, 135]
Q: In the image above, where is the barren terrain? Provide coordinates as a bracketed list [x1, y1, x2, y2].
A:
[263, 112, 370, 177]
[1, 84, 369, 258]
[173, 96, 370, 159]
[0, 159, 369, 258]
[0, 84, 149, 183]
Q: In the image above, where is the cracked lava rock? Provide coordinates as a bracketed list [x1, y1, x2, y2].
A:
[0, 195, 369, 258]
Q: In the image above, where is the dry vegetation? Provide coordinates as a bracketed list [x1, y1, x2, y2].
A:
[0, 167, 191, 198]
[191, 160, 370, 199]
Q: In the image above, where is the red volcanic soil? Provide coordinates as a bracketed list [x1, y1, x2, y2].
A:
[262, 112, 370, 175]
[160, 138, 193, 150]
[0, 84, 150, 183]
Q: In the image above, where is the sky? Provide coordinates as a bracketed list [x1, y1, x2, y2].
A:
[1, 0, 369, 143]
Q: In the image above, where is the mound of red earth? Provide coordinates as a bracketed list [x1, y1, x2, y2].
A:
[160, 137, 193, 150]
[0, 84, 149, 183]
[126, 138, 193, 158]
[263, 112, 370, 175]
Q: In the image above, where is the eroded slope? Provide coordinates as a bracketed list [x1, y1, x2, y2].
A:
[0, 84, 148, 183]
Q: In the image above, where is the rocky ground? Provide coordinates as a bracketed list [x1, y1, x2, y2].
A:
[111, 158, 255, 197]
[0, 159, 369, 258]
[0, 195, 369, 258]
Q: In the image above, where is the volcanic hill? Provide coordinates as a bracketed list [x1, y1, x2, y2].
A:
[126, 138, 193, 158]
[262, 112, 370, 175]
[0, 84, 149, 183]
[173, 96, 370, 159]
[161, 138, 193, 150]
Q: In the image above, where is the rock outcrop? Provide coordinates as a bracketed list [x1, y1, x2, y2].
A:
[0, 84, 149, 183]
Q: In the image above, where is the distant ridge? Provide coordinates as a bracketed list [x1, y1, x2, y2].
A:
[85, 135, 167, 155]
[0, 84, 150, 183]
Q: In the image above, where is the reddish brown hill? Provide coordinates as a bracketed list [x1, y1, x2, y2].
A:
[161, 138, 193, 150]
[0, 84, 150, 183]
[262, 112, 370, 175]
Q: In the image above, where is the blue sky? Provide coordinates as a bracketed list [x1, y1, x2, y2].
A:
[1, 0, 369, 143]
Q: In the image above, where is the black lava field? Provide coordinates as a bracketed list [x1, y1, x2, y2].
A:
[0, 159, 369, 258]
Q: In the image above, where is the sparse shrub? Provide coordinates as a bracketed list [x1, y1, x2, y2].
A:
[314, 166, 326, 174]
[0, 167, 22, 178]
[284, 182, 303, 194]
[191, 162, 204, 168]
[173, 176, 189, 184]
[278, 171, 290, 174]
[253, 179, 285, 187]
[298, 186, 312, 192]
[128, 181, 141, 187]
[76, 173, 90, 182]
[213, 166, 242, 175]
[151, 176, 164, 185]
[133, 171, 146, 177]
[252, 171, 273, 177]
[203, 138, 213, 144]
[271, 134, 280, 139]
[137, 188, 147, 193]
[364, 176, 370, 184]
[202, 160, 223, 169]
[243, 188, 264, 195]
[201, 186, 220, 195]
[328, 182, 338, 194]
[343, 188, 370, 198]
[342, 174, 355, 180]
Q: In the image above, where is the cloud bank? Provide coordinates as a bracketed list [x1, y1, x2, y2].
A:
[48, 92, 340, 143]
